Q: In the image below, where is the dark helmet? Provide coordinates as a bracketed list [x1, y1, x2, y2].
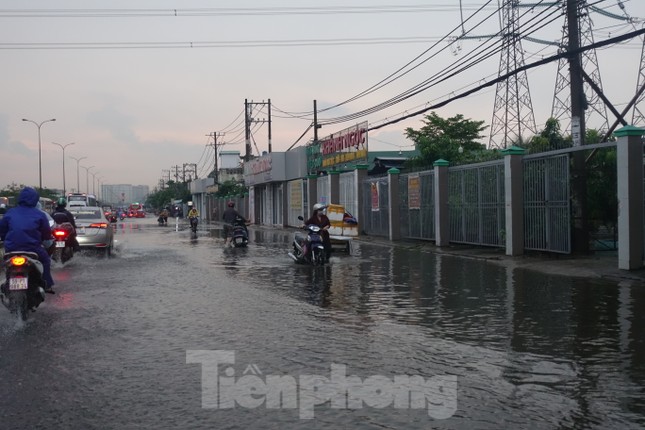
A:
[227, 201, 235, 207]
[57, 197, 67, 208]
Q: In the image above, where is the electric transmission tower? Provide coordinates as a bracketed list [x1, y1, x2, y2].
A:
[632, 31, 645, 126]
[489, 0, 538, 148]
[551, 0, 609, 136]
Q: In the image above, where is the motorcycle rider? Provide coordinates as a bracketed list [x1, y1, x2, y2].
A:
[0, 187, 56, 292]
[187, 202, 199, 219]
[51, 198, 81, 252]
[187, 202, 199, 231]
[303, 203, 332, 260]
[158, 208, 169, 225]
[222, 201, 248, 247]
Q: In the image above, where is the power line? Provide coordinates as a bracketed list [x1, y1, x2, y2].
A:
[369, 26, 645, 131]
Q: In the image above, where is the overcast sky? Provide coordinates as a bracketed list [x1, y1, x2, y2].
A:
[1, 0, 644, 191]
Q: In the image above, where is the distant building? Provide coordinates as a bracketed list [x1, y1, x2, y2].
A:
[101, 184, 149, 206]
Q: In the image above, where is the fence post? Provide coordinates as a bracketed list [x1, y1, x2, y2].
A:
[502, 146, 525, 256]
[307, 174, 318, 213]
[388, 167, 401, 241]
[434, 159, 450, 246]
[355, 164, 368, 233]
[615, 125, 645, 270]
[329, 170, 340, 205]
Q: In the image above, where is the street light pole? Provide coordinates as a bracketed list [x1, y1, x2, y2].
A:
[81, 165, 95, 195]
[51, 142, 74, 196]
[69, 156, 87, 193]
[90, 171, 99, 196]
[22, 118, 56, 189]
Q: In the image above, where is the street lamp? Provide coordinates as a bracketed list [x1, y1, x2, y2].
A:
[81, 165, 95, 195]
[89, 170, 100, 196]
[69, 156, 87, 193]
[22, 118, 56, 189]
[51, 142, 74, 196]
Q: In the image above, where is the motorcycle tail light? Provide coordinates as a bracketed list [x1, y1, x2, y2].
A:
[54, 230, 67, 238]
[10, 256, 26, 266]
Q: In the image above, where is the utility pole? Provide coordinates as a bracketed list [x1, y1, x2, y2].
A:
[568, 0, 589, 253]
[313, 99, 320, 142]
[207, 131, 226, 184]
[246, 99, 273, 156]
[245, 99, 251, 161]
[267, 99, 272, 153]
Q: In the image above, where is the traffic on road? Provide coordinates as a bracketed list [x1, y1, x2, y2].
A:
[1, 215, 644, 429]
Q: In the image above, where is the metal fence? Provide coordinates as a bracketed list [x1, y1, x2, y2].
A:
[399, 171, 435, 240]
[523, 154, 570, 253]
[339, 171, 358, 218]
[448, 161, 506, 247]
[361, 176, 390, 237]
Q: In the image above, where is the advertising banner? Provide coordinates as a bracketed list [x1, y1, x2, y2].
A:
[307, 121, 368, 174]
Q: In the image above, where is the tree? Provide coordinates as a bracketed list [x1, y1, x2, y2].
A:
[214, 180, 247, 198]
[404, 112, 490, 167]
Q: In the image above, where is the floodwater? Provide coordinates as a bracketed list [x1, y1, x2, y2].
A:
[0, 217, 643, 429]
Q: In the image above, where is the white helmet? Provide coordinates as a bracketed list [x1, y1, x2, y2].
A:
[313, 203, 326, 212]
[187, 201, 193, 207]
[0, 203, 5, 209]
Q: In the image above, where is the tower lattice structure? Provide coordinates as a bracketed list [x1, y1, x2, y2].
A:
[632, 29, 645, 126]
[489, 0, 537, 148]
[551, 0, 609, 136]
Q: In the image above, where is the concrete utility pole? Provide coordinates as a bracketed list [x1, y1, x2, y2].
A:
[207, 132, 226, 184]
[246, 99, 272, 157]
[568, 0, 589, 253]
[245, 99, 251, 161]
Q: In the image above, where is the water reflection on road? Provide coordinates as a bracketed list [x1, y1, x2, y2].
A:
[0, 218, 642, 429]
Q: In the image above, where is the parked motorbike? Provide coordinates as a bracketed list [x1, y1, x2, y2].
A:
[0, 251, 47, 320]
[189, 216, 198, 234]
[231, 215, 249, 247]
[51, 222, 75, 263]
[288, 216, 326, 265]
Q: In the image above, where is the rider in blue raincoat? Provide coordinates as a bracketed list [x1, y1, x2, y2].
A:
[0, 187, 55, 291]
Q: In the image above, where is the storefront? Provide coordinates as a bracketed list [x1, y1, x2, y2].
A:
[243, 147, 307, 226]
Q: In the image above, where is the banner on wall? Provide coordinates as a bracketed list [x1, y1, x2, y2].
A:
[307, 121, 369, 174]
[408, 174, 421, 210]
[289, 180, 302, 209]
[371, 182, 379, 212]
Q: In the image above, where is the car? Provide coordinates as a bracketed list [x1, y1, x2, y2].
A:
[68, 206, 114, 256]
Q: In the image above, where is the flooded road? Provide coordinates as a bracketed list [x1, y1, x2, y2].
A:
[1, 217, 644, 429]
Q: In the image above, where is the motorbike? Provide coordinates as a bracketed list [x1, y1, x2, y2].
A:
[288, 216, 327, 265]
[119, 212, 126, 221]
[189, 216, 198, 234]
[51, 222, 75, 263]
[231, 215, 249, 247]
[157, 214, 168, 226]
[1, 251, 47, 320]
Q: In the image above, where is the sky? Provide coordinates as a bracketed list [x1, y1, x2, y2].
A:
[1, 0, 644, 192]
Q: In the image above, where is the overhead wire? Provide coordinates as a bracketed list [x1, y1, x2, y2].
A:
[318, 0, 564, 126]
[368, 25, 645, 131]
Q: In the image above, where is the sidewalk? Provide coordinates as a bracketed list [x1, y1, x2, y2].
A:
[350, 234, 645, 285]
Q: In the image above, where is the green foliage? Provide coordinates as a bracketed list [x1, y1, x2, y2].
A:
[404, 112, 495, 168]
[146, 180, 191, 209]
[214, 180, 247, 198]
[586, 148, 617, 230]
[1, 183, 59, 201]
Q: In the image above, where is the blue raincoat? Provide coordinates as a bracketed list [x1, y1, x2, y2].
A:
[0, 187, 55, 287]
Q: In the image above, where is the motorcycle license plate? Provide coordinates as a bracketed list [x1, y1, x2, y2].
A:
[9, 277, 28, 291]
[56, 241, 66, 248]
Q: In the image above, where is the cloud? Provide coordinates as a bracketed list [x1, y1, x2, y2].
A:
[85, 105, 139, 144]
